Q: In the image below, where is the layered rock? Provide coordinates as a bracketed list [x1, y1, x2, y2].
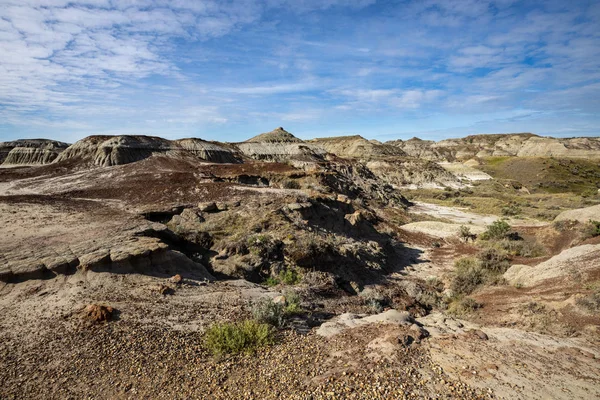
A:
[310, 135, 407, 158]
[245, 127, 303, 143]
[236, 127, 327, 162]
[387, 133, 600, 161]
[0, 139, 69, 165]
[55, 135, 239, 166]
[309, 135, 461, 188]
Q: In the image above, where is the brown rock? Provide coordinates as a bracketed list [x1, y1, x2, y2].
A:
[170, 274, 183, 284]
[83, 304, 114, 323]
[198, 202, 218, 212]
[469, 329, 489, 340]
[158, 284, 174, 296]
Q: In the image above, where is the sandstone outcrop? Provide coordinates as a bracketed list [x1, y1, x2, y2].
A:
[554, 204, 600, 223]
[0, 139, 69, 165]
[55, 135, 240, 166]
[310, 135, 407, 158]
[388, 133, 600, 161]
[236, 127, 327, 162]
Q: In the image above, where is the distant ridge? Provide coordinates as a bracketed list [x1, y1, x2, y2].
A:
[245, 127, 303, 143]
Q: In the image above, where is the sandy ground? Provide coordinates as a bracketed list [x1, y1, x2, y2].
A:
[410, 201, 548, 227]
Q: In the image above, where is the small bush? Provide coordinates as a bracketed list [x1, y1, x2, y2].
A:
[458, 225, 474, 242]
[448, 297, 482, 315]
[480, 220, 512, 241]
[280, 268, 301, 285]
[553, 219, 577, 232]
[204, 320, 274, 355]
[360, 288, 387, 314]
[251, 297, 285, 327]
[576, 290, 600, 312]
[282, 290, 302, 315]
[264, 276, 279, 287]
[478, 247, 511, 274]
[451, 257, 484, 295]
[582, 220, 600, 239]
[501, 204, 521, 217]
[281, 179, 301, 189]
[498, 239, 545, 258]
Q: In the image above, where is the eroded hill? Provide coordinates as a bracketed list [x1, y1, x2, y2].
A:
[1, 129, 599, 399]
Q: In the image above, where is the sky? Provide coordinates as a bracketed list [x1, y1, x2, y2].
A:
[0, 0, 599, 143]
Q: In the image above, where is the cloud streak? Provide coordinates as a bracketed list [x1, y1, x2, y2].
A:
[0, 0, 598, 141]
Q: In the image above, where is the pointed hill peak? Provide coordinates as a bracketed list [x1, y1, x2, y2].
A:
[246, 127, 303, 143]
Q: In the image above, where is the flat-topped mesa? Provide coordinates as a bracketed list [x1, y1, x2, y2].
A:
[310, 135, 407, 159]
[245, 127, 303, 143]
[237, 127, 327, 162]
[55, 135, 240, 167]
[387, 133, 600, 161]
[0, 139, 70, 165]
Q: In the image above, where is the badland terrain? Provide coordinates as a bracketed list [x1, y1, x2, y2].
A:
[1, 128, 599, 399]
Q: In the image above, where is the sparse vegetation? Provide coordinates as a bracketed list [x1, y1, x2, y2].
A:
[360, 288, 387, 314]
[576, 290, 600, 312]
[582, 220, 600, 239]
[501, 203, 521, 217]
[478, 247, 511, 274]
[458, 225, 475, 242]
[204, 320, 275, 356]
[281, 179, 301, 189]
[480, 220, 511, 241]
[282, 290, 302, 315]
[497, 239, 545, 258]
[451, 257, 484, 295]
[251, 297, 285, 327]
[448, 296, 482, 316]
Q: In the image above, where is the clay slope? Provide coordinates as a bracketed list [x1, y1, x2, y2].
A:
[236, 127, 327, 162]
[388, 133, 600, 161]
[310, 135, 460, 188]
[245, 127, 303, 143]
[310, 135, 407, 158]
[0, 139, 69, 165]
[55, 135, 240, 166]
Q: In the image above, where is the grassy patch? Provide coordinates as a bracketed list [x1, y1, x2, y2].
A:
[204, 320, 275, 356]
[478, 157, 600, 195]
[448, 296, 482, 316]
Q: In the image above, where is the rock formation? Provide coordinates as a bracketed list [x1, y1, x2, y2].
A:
[0, 139, 69, 165]
[236, 127, 327, 162]
[55, 135, 240, 166]
[388, 133, 600, 161]
[310, 135, 407, 158]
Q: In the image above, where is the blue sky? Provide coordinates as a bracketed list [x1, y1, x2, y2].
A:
[0, 0, 599, 143]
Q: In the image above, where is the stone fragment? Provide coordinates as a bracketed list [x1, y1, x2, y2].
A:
[83, 304, 114, 323]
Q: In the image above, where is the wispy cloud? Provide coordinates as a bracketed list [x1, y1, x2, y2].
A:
[0, 0, 598, 141]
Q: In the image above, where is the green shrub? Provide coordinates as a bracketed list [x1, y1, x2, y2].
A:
[498, 239, 545, 258]
[451, 257, 484, 295]
[480, 220, 512, 241]
[264, 276, 279, 287]
[582, 220, 600, 239]
[501, 204, 521, 217]
[204, 320, 274, 355]
[251, 297, 285, 327]
[282, 290, 302, 315]
[478, 247, 511, 274]
[280, 268, 301, 285]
